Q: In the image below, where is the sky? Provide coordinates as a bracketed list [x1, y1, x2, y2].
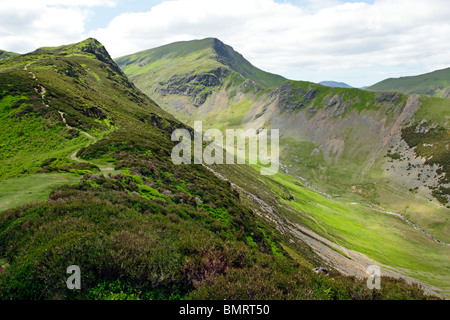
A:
[1, 0, 449, 87]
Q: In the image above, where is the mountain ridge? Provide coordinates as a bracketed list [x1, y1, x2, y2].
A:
[115, 38, 450, 296]
[0, 37, 447, 300]
[1, 38, 320, 300]
[115, 38, 286, 91]
[368, 66, 450, 98]
[0, 49, 19, 62]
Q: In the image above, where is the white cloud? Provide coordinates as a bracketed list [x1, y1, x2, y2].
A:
[86, 0, 450, 86]
[0, 0, 117, 53]
[1, 0, 449, 86]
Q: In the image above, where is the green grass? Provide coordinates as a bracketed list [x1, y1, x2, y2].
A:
[0, 49, 19, 62]
[115, 38, 286, 89]
[201, 97, 255, 131]
[0, 173, 81, 212]
[0, 37, 439, 301]
[415, 95, 450, 124]
[368, 67, 450, 98]
[261, 171, 450, 294]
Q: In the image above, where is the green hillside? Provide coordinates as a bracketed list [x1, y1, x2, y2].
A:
[115, 38, 450, 297]
[115, 38, 449, 234]
[115, 38, 286, 106]
[368, 67, 450, 98]
[1, 38, 436, 300]
[0, 50, 19, 62]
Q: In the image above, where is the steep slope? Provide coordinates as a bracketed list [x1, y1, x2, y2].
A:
[116, 39, 449, 235]
[368, 67, 450, 98]
[116, 39, 450, 296]
[1, 38, 434, 300]
[115, 38, 286, 109]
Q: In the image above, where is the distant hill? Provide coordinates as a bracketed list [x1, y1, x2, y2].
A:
[0, 49, 19, 62]
[368, 67, 450, 98]
[319, 81, 353, 88]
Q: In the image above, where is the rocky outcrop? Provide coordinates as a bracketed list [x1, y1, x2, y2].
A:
[324, 94, 347, 117]
[271, 82, 318, 112]
[374, 92, 401, 105]
[157, 67, 230, 107]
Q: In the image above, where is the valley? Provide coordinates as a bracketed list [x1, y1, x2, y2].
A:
[116, 38, 450, 297]
[0, 37, 448, 300]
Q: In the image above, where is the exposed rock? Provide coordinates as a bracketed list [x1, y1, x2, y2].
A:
[414, 119, 437, 134]
[325, 94, 347, 117]
[240, 79, 259, 93]
[157, 67, 230, 107]
[194, 197, 203, 205]
[272, 82, 318, 112]
[162, 190, 173, 197]
[374, 92, 401, 105]
[313, 266, 329, 275]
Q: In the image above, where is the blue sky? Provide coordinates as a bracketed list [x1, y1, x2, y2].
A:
[1, 0, 449, 87]
[85, 0, 160, 30]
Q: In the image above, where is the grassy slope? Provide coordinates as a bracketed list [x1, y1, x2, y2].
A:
[114, 39, 450, 297]
[115, 37, 449, 219]
[368, 67, 450, 97]
[0, 38, 432, 300]
[208, 159, 450, 297]
[0, 50, 19, 62]
[188, 79, 450, 242]
[0, 173, 81, 212]
[115, 37, 286, 88]
[268, 172, 449, 294]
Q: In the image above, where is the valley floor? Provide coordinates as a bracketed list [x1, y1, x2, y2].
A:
[206, 163, 450, 299]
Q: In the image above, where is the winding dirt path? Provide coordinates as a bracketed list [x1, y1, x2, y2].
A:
[57, 111, 114, 170]
[23, 66, 112, 171]
[57, 111, 95, 163]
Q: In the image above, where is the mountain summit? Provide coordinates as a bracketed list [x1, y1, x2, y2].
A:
[34, 38, 123, 75]
[319, 81, 353, 88]
[116, 37, 286, 89]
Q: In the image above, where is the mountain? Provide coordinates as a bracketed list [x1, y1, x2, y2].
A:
[319, 81, 353, 88]
[368, 67, 450, 98]
[1, 38, 438, 300]
[115, 38, 286, 109]
[116, 38, 450, 297]
[0, 49, 19, 62]
[116, 38, 449, 213]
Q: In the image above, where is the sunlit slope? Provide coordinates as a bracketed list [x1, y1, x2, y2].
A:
[116, 38, 449, 243]
[0, 49, 19, 62]
[1, 38, 433, 300]
[208, 161, 450, 297]
[368, 67, 450, 98]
